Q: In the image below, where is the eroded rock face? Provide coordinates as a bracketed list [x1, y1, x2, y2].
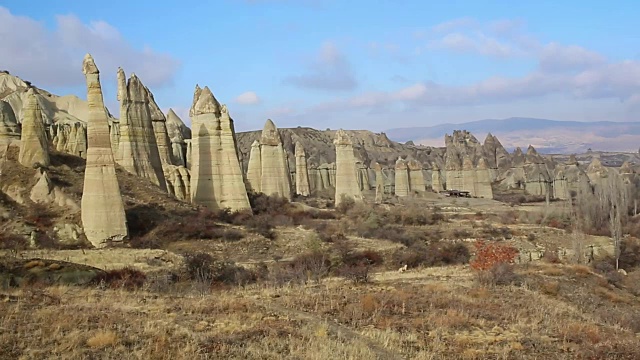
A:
[432, 164, 444, 192]
[295, 141, 311, 196]
[189, 85, 250, 211]
[147, 88, 173, 168]
[258, 119, 291, 199]
[483, 133, 510, 180]
[165, 165, 191, 201]
[373, 161, 384, 203]
[553, 156, 589, 200]
[407, 159, 425, 192]
[81, 54, 128, 248]
[18, 89, 50, 168]
[394, 157, 410, 197]
[116, 68, 167, 191]
[334, 129, 363, 205]
[30, 170, 79, 211]
[585, 157, 611, 192]
[51, 122, 87, 158]
[475, 158, 493, 199]
[619, 161, 636, 185]
[246, 140, 262, 192]
[0, 100, 20, 151]
[523, 145, 552, 197]
[166, 108, 191, 167]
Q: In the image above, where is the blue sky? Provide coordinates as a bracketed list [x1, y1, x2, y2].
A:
[1, 0, 639, 132]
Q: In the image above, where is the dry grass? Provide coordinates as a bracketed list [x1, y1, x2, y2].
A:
[1, 262, 639, 359]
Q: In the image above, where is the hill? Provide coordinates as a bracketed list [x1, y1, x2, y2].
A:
[385, 117, 640, 154]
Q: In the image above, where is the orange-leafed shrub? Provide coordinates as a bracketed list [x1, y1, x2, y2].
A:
[470, 241, 519, 271]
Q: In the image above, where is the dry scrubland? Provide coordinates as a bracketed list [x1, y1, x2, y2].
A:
[2, 188, 640, 359]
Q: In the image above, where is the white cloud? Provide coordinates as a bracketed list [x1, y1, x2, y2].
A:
[283, 41, 357, 91]
[539, 42, 606, 72]
[0, 7, 179, 88]
[235, 91, 261, 105]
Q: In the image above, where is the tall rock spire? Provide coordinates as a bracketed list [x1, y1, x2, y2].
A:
[246, 140, 262, 192]
[258, 119, 292, 199]
[81, 54, 128, 248]
[334, 129, 363, 205]
[295, 141, 311, 196]
[395, 157, 410, 197]
[116, 69, 167, 191]
[189, 86, 250, 211]
[18, 88, 50, 167]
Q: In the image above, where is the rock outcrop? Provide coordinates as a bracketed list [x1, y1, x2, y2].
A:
[80, 54, 128, 248]
[257, 119, 292, 199]
[51, 122, 87, 158]
[18, 89, 50, 168]
[373, 162, 385, 203]
[394, 157, 410, 197]
[295, 141, 311, 196]
[553, 156, 589, 200]
[166, 108, 191, 167]
[432, 164, 444, 192]
[30, 170, 79, 211]
[147, 89, 173, 168]
[586, 157, 610, 188]
[356, 162, 371, 191]
[407, 159, 425, 192]
[165, 165, 191, 201]
[189, 85, 250, 211]
[523, 146, 552, 197]
[619, 161, 636, 185]
[246, 140, 262, 192]
[483, 133, 510, 180]
[116, 68, 167, 191]
[475, 158, 494, 199]
[334, 129, 363, 205]
[0, 100, 20, 151]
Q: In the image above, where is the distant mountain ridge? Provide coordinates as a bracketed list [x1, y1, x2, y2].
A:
[385, 118, 640, 154]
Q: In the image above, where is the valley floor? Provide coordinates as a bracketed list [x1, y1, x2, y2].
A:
[1, 263, 639, 359]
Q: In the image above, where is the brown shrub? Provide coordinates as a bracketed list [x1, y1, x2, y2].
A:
[0, 233, 27, 255]
[24, 203, 55, 229]
[476, 263, 521, 286]
[540, 280, 560, 296]
[392, 242, 470, 268]
[182, 252, 260, 287]
[244, 215, 276, 239]
[269, 251, 332, 285]
[541, 249, 561, 264]
[308, 221, 347, 243]
[93, 267, 146, 290]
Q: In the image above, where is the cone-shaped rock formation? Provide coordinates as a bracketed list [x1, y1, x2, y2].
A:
[258, 119, 292, 199]
[189, 85, 250, 211]
[18, 88, 50, 167]
[81, 54, 128, 248]
[116, 68, 167, 191]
